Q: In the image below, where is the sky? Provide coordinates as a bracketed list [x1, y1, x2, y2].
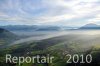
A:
[0, 0, 100, 27]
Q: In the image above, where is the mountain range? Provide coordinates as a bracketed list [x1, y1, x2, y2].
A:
[0, 25, 61, 31]
[0, 23, 100, 31]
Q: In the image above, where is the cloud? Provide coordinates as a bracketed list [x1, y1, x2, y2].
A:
[0, 0, 100, 26]
[88, 14, 100, 23]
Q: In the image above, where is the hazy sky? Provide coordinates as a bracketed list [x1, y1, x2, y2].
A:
[0, 0, 100, 26]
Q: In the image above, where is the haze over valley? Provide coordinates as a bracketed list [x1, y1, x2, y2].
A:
[0, 0, 100, 66]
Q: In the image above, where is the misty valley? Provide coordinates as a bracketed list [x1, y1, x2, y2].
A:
[0, 27, 100, 66]
[0, 0, 100, 66]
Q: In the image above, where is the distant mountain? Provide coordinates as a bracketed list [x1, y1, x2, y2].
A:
[0, 25, 38, 31]
[36, 26, 60, 31]
[79, 23, 100, 29]
[0, 25, 61, 31]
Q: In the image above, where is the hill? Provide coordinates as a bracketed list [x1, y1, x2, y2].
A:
[79, 23, 100, 29]
[0, 28, 18, 48]
[0, 28, 17, 38]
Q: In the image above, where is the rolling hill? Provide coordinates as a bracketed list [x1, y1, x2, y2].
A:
[0, 28, 18, 48]
[79, 23, 100, 29]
